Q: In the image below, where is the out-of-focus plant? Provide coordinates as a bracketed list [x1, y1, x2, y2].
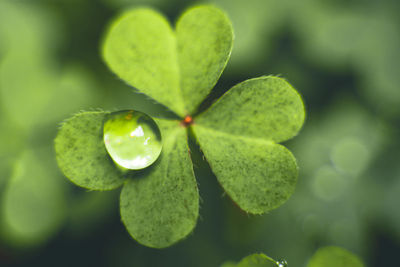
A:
[288, 0, 400, 117]
[0, 0, 108, 248]
[221, 246, 364, 267]
[307, 246, 364, 267]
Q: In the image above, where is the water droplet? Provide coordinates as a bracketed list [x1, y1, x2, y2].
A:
[103, 110, 162, 170]
[276, 259, 288, 267]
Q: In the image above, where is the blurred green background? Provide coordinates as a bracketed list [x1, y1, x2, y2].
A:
[0, 0, 399, 266]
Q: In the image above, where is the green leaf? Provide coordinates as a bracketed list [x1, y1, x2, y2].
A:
[55, 111, 126, 190]
[102, 8, 184, 116]
[193, 125, 298, 214]
[102, 6, 233, 116]
[196, 76, 305, 143]
[220, 262, 237, 267]
[237, 254, 277, 267]
[307, 246, 364, 267]
[120, 119, 199, 248]
[176, 5, 233, 114]
[193, 76, 304, 213]
[1, 149, 66, 247]
[221, 253, 277, 267]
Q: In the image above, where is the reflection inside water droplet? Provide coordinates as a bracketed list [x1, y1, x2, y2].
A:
[103, 110, 162, 170]
[276, 259, 288, 267]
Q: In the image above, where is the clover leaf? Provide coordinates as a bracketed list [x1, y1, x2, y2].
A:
[221, 253, 285, 267]
[55, 5, 305, 248]
[120, 119, 199, 248]
[55, 111, 126, 190]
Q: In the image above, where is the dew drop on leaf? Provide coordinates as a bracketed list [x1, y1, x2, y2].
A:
[103, 110, 162, 170]
[276, 259, 288, 267]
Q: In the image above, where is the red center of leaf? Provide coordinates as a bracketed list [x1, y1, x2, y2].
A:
[182, 115, 193, 127]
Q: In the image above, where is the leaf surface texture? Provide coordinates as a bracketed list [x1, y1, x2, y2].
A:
[120, 119, 199, 248]
[55, 111, 125, 190]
